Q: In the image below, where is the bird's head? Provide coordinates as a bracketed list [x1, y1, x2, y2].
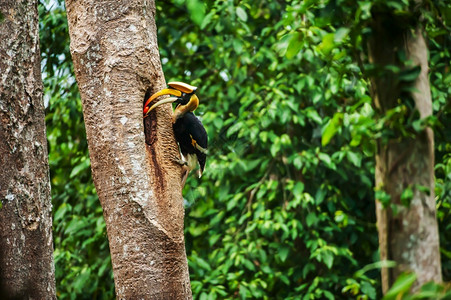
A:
[143, 82, 199, 120]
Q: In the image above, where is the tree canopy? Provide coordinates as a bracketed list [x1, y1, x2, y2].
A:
[39, 0, 450, 299]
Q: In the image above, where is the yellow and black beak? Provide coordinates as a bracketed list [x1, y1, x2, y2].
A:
[143, 89, 181, 116]
[167, 81, 197, 94]
[143, 81, 198, 118]
[144, 96, 179, 117]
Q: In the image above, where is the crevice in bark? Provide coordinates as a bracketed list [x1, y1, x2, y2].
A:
[144, 107, 159, 146]
[147, 145, 165, 195]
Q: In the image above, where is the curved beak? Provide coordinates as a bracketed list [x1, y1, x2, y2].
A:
[143, 97, 179, 117]
[143, 88, 182, 110]
[168, 81, 197, 94]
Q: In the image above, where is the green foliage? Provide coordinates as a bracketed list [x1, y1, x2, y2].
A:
[427, 0, 451, 284]
[383, 274, 451, 300]
[156, 0, 451, 298]
[383, 272, 418, 300]
[157, 1, 379, 297]
[39, 0, 450, 298]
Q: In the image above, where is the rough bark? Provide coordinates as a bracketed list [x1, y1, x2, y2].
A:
[65, 0, 192, 298]
[368, 13, 442, 293]
[0, 1, 56, 299]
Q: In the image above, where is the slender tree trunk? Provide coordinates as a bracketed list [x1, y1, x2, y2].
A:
[66, 0, 192, 298]
[368, 13, 442, 293]
[0, 1, 56, 298]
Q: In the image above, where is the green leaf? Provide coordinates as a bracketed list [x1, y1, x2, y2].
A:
[243, 259, 256, 271]
[375, 189, 392, 207]
[355, 260, 396, 277]
[200, 11, 215, 29]
[270, 138, 281, 157]
[233, 39, 243, 54]
[322, 251, 334, 269]
[196, 257, 212, 271]
[322, 113, 343, 146]
[315, 188, 326, 205]
[361, 281, 376, 299]
[334, 27, 350, 43]
[236, 7, 247, 22]
[306, 212, 317, 227]
[189, 225, 206, 237]
[286, 32, 303, 59]
[275, 33, 292, 57]
[302, 263, 316, 277]
[399, 66, 421, 82]
[65, 218, 87, 235]
[318, 33, 335, 55]
[294, 182, 305, 195]
[382, 272, 417, 300]
[318, 152, 332, 166]
[187, 0, 206, 26]
[415, 184, 431, 196]
[199, 292, 208, 300]
[54, 204, 68, 221]
[278, 246, 290, 262]
[323, 290, 335, 300]
[358, 1, 372, 20]
[239, 285, 250, 298]
[70, 158, 90, 178]
[347, 151, 361, 167]
[400, 186, 414, 206]
[306, 109, 322, 124]
[73, 268, 91, 291]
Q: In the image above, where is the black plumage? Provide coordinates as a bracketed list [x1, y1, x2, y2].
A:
[173, 112, 208, 174]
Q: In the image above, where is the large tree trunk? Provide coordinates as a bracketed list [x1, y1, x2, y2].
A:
[368, 13, 442, 293]
[66, 0, 192, 298]
[0, 1, 56, 298]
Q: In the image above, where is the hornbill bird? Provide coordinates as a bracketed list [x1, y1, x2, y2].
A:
[143, 82, 208, 181]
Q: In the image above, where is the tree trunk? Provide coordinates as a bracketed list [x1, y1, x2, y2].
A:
[0, 1, 56, 298]
[65, 0, 192, 298]
[368, 13, 442, 293]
